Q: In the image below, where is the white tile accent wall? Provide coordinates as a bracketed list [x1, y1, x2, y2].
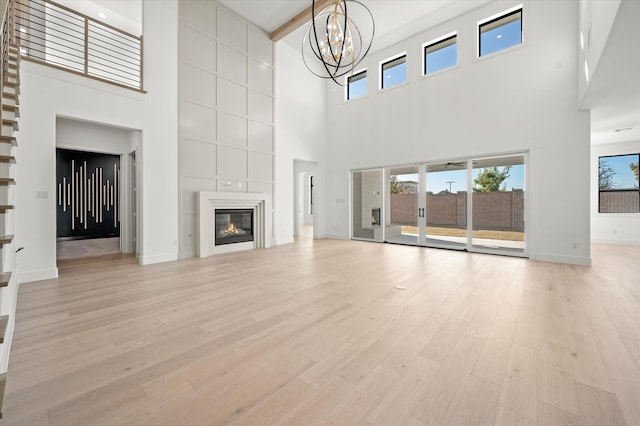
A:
[183, 0, 217, 38]
[180, 139, 216, 179]
[248, 59, 273, 94]
[217, 79, 247, 116]
[219, 113, 248, 148]
[217, 146, 247, 180]
[180, 102, 216, 142]
[181, 66, 217, 107]
[248, 121, 273, 153]
[219, 45, 247, 84]
[178, 0, 274, 258]
[248, 90, 273, 123]
[181, 26, 216, 72]
[217, 9, 247, 52]
[248, 151, 273, 183]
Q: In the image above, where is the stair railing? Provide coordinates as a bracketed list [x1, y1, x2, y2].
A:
[10, 0, 143, 91]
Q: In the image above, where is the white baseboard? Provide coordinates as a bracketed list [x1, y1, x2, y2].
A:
[139, 253, 178, 265]
[530, 253, 592, 266]
[18, 268, 59, 283]
[274, 237, 294, 246]
[321, 233, 349, 240]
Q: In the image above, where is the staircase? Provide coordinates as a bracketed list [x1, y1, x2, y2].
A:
[0, 4, 21, 417]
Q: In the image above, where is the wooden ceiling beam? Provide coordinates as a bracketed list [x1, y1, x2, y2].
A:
[270, 0, 335, 42]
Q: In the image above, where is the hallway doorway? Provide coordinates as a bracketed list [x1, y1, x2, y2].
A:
[55, 117, 141, 261]
[294, 160, 318, 241]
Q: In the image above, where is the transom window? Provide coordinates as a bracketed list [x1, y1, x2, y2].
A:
[598, 154, 640, 213]
[479, 7, 522, 57]
[380, 54, 406, 90]
[424, 33, 457, 75]
[347, 70, 367, 100]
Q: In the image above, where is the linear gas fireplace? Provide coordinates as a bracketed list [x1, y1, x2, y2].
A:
[215, 209, 254, 245]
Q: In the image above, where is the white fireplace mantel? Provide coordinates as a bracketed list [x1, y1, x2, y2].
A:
[198, 192, 272, 258]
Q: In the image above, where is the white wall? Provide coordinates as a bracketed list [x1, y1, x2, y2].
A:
[140, 0, 179, 265]
[324, 0, 591, 264]
[275, 42, 327, 244]
[16, 0, 179, 281]
[16, 63, 145, 282]
[591, 140, 640, 245]
[177, 1, 275, 258]
[578, 0, 622, 104]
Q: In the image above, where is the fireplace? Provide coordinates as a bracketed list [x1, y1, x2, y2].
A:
[215, 209, 254, 245]
[198, 192, 271, 258]
[371, 208, 381, 226]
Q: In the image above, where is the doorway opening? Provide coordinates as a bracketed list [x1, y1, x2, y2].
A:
[294, 160, 318, 242]
[55, 117, 140, 261]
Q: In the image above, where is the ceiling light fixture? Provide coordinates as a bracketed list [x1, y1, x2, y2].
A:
[302, 0, 375, 85]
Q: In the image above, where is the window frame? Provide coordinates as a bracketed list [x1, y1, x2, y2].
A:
[346, 69, 368, 101]
[598, 153, 640, 214]
[379, 52, 407, 90]
[478, 6, 523, 58]
[423, 32, 458, 76]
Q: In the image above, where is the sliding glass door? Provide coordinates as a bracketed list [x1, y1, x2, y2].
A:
[385, 166, 421, 245]
[471, 155, 526, 254]
[424, 161, 469, 249]
[351, 153, 527, 257]
[352, 169, 384, 242]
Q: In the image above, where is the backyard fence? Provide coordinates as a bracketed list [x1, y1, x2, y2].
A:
[391, 189, 525, 232]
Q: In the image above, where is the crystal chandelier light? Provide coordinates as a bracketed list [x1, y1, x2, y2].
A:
[302, 0, 375, 85]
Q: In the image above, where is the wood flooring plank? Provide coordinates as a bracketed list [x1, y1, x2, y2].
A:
[537, 342, 580, 415]
[574, 381, 625, 426]
[317, 364, 399, 425]
[367, 355, 441, 426]
[449, 375, 502, 425]
[493, 405, 537, 426]
[472, 314, 519, 386]
[498, 343, 539, 421]
[566, 331, 614, 392]
[420, 316, 470, 364]
[537, 402, 581, 426]
[412, 334, 486, 424]
[2, 239, 639, 425]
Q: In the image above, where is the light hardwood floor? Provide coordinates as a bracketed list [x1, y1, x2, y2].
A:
[4, 233, 640, 425]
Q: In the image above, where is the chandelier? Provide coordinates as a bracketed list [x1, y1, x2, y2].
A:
[302, 0, 375, 85]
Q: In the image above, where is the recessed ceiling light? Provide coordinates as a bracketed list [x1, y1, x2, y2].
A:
[497, 34, 503, 39]
[614, 127, 632, 133]
[99, 12, 106, 19]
